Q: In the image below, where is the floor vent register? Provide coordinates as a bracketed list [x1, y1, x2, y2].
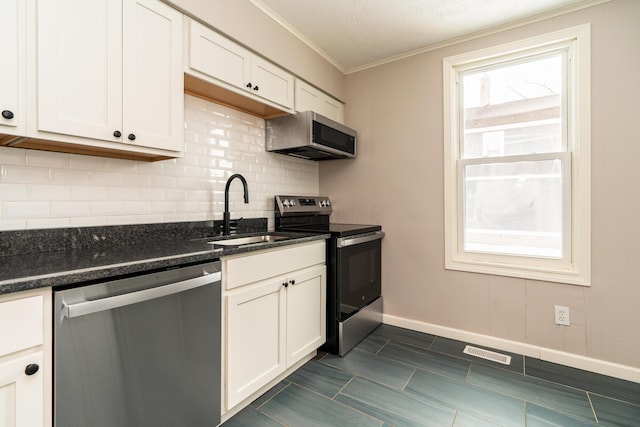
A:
[463, 345, 512, 365]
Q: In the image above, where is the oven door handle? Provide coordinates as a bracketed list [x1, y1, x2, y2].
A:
[62, 272, 221, 319]
[337, 231, 385, 248]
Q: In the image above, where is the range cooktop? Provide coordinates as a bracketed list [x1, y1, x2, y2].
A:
[274, 195, 381, 238]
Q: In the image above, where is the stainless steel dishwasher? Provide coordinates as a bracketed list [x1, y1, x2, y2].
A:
[53, 261, 221, 427]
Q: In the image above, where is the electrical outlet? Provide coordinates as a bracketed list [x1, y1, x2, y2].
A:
[554, 305, 570, 326]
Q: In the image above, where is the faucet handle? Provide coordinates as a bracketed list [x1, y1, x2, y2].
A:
[228, 217, 243, 234]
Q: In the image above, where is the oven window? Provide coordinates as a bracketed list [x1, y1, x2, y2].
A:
[338, 239, 381, 319]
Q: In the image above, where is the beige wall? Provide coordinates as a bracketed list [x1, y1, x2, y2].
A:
[321, 0, 640, 369]
[166, 0, 345, 100]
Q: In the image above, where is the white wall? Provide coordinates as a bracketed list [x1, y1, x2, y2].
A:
[321, 0, 640, 371]
[0, 95, 318, 231]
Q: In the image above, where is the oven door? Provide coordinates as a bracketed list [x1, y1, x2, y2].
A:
[336, 231, 384, 320]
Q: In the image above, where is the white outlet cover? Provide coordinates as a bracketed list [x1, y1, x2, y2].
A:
[555, 305, 570, 326]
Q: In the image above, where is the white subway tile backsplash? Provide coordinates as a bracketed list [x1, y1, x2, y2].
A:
[49, 169, 91, 185]
[4, 201, 50, 219]
[68, 216, 108, 227]
[137, 188, 165, 201]
[0, 219, 26, 231]
[106, 215, 142, 226]
[50, 201, 91, 217]
[27, 218, 70, 229]
[28, 184, 71, 201]
[106, 187, 139, 201]
[90, 171, 124, 186]
[70, 186, 108, 201]
[69, 154, 108, 171]
[0, 147, 27, 166]
[0, 183, 28, 201]
[26, 150, 71, 168]
[2, 165, 50, 184]
[0, 95, 318, 230]
[91, 200, 149, 216]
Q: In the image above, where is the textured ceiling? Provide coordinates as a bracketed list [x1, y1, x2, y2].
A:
[250, 0, 600, 73]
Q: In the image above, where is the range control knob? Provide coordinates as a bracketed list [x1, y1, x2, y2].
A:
[290, 199, 296, 206]
[282, 199, 290, 207]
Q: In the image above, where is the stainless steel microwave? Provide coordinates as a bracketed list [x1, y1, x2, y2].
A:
[265, 111, 356, 160]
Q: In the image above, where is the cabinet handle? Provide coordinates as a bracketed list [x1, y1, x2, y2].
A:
[282, 282, 288, 288]
[253, 85, 259, 91]
[1, 110, 14, 120]
[113, 130, 122, 138]
[128, 133, 136, 141]
[246, 83, 252, 89]
[289, 279, 295, 285]
[25, 364, 39, 376]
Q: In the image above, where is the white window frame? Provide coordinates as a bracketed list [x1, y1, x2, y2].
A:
[443, 24, 591, 286]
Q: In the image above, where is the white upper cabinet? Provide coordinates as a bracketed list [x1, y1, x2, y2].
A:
[188, 20, 251, 91]
[0, 0, 26, 137]
[34, 0, 183, 155]
[186, 19, 294, 111]
[122, 0, 184, 151]
[36, 0, 122, 142]
[295, 79, 344, 123]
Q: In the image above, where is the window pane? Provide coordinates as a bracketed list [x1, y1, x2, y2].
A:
[463, 159, 563, 258]
[461, 54, 564, 159]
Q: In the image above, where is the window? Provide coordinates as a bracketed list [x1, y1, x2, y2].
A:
[443, 25, 591, 286]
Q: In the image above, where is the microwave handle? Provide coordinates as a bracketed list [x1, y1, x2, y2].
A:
[337, 231, 385, 248]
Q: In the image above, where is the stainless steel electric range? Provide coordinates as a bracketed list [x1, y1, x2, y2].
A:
[275, 195, 384, 356]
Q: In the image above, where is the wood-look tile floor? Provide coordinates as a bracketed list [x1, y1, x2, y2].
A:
[222, 325, 640, 427]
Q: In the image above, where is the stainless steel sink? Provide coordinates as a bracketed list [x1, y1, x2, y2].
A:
[208, 234, 290, 246]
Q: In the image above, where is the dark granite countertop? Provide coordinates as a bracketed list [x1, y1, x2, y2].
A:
[0, 219, 328, 295]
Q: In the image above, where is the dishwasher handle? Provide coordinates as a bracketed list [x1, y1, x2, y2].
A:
[62, 271, 221, 319]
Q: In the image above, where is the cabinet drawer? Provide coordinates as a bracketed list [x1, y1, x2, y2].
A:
[224, 241, 325, 290]
[0, 295, 44, 357]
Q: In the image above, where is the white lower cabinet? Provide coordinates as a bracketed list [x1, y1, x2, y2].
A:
[286, 265, 326, 363]
[0, 352, 44, 427]
[226, 277, 286, 409]
[0, 289, 51, 427]
[223, 241, 326, 412]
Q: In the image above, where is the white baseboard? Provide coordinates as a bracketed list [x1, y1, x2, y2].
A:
[383, 314, 640, 384]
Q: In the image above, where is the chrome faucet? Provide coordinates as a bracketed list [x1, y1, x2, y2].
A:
[223, 174, 249, 235]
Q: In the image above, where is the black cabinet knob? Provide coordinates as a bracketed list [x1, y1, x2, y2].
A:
[282, 282, 288, 288]
[246, 83, 252, 88]
[253, 85, 259, 91]
[289, 279, 295, 285]
[2, 110, 14, 120]
[128, 133, 136, 141]
[113, 130, 122, 138]
[25, 364, 39, 376]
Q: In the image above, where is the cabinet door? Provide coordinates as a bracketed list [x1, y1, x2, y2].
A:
[295, 79, 344, 123]
[0, 352, 43, 427]
[36, 0, 122, 141]
[188, 20, 251, 91]
[250, 56, 294, 109]
[322, 96, 344, 123]
[295, 79, 323, 114]
[286, 265, 326, 366]
[0, 0, 25, 135]
[226, 279, 286, 410]
[122, 0, 183, 152]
